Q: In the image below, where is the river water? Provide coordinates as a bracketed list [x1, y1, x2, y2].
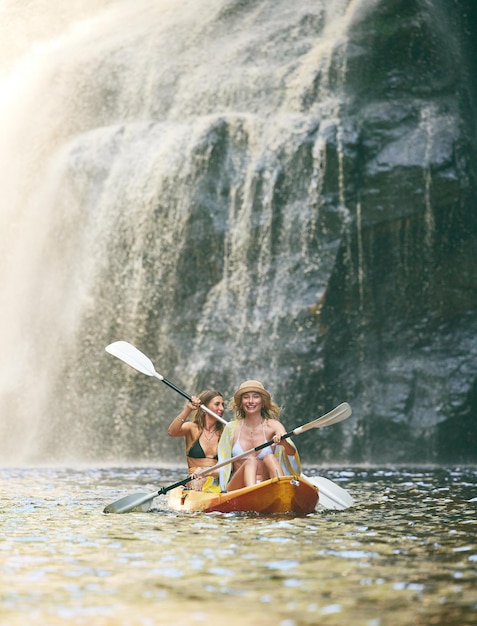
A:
[1, 465, 476, 626]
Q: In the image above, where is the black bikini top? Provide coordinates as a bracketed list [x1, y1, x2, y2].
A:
[187, 438, 218, 460]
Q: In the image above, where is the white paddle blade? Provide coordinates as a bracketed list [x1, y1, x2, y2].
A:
[314, 402, 352, 428]
[105, 341, 160, 378]
[103, 491, 156, 514]
[294, 402, 352, 435]
[305, 475, 354, 510]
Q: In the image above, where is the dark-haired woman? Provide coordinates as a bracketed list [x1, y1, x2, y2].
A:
[168, 389, 225, 489]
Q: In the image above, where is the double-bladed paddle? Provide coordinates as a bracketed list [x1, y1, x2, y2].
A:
[103, 402, 352, 513]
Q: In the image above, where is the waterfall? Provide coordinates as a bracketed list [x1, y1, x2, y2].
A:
[0, 0, 370, 464]
[1, 0, 475, 465]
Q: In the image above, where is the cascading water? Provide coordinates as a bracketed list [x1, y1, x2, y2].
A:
[0, 0, 475, 465]
[0, 0, 356, 463]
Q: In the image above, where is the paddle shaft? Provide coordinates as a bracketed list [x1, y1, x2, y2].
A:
[154, 373, 192, 400]
[152, 372, 227, 425]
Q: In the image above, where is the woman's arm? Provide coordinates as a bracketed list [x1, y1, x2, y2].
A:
[167, 398, 199, 437]
[270, 420, 297, 456]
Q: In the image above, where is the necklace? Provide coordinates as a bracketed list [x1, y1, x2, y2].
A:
[248, 420, 263, 437]
[203, 428, 217, 441]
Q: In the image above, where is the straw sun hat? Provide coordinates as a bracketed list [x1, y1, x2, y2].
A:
[233, 380, 271, 405]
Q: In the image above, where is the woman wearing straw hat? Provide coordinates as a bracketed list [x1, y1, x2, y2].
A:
[218, 380, 301, 492]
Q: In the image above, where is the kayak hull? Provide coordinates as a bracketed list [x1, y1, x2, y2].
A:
[167, 475, 319, 515]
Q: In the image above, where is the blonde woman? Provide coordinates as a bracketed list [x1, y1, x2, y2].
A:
[218, 380, 301, 492]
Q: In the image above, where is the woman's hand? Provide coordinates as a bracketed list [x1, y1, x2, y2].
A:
[272, 433, 283, 445]
[187, 396, 201, 410]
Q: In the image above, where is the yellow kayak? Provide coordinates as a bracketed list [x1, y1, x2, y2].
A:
[167, 475, 319, 515]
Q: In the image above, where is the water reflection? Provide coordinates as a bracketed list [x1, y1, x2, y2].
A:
[0, 466, 475, 625]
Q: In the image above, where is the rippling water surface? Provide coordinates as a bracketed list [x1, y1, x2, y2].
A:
[1, 466, 476, 625]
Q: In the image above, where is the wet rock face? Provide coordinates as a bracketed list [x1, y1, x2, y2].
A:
[310, 0, 477, 463]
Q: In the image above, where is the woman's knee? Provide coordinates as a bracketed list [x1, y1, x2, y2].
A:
[263, 455, 283, 476]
